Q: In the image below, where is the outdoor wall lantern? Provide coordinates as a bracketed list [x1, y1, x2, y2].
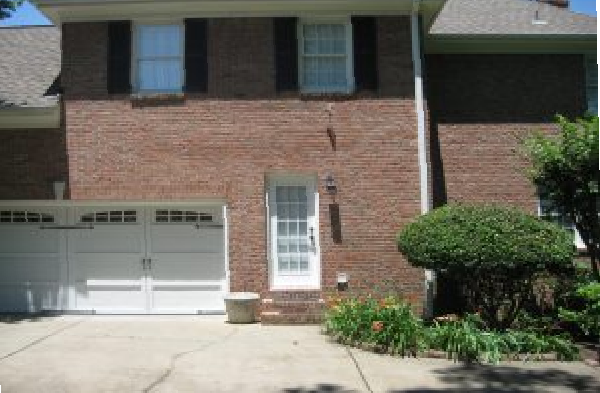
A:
[325, 173, 337, 195]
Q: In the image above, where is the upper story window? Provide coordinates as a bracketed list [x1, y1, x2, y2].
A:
[585, 56, 598, 115]
[298, 20, 354, 94]
[134, 23, 184, 93]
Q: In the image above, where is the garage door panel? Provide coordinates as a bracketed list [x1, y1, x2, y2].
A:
[151, 253, 225, 281]
[0, 283, 61, 312]
[0, 208, 64, 313]
[0, 256, 61, 283]
[0, 227, 60, 254]
[150, 227, 223, 253]
[72, 229, 143, 254]
[151, 287, 225, 313]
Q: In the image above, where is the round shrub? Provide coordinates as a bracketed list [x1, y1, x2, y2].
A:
[397, 204, 574, 329]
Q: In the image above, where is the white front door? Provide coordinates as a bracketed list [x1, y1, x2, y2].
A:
[269, 176, 320, 290]
[68, 206, 226, 314]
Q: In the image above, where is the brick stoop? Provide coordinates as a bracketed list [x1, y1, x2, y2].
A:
[260, 292, 325, 324]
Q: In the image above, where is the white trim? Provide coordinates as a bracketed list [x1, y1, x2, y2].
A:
[33, 0, 432, 24]
[267, 174, 321, 290]
[0, 106, 61, 130]
[132, 20, 185, 94]
[223, 204, 230, 294]
[412, 0, 434, 319]
[298, 17, 355, 94]
[0, 200, 227, 207]
[537, 196, 587, 251]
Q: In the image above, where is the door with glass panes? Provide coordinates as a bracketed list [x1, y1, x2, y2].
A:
[269, 176, 320, 289]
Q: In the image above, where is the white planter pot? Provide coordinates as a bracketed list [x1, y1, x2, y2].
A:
[224, 292, 260, 324]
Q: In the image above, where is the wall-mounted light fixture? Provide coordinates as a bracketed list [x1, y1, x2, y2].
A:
[53, 180, 66, 200]
[325, 173, 337, 195]
[337, 272, 348, 291]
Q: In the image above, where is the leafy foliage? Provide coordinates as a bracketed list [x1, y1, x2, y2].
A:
[521, 115, 600, 280]
[324, 297, 579, 364]
[397, 204, 574, 329]
[560, 282, 600, 338]
[0, 1, 22, 19]
[324, 296, 427, 357]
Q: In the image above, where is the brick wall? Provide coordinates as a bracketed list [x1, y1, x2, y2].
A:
[426, 54, 587, 212]
[60, 17, 426, 306]
[0, 128, 67, 199]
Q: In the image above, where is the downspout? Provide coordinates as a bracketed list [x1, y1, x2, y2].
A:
[411, 0, 434, 318]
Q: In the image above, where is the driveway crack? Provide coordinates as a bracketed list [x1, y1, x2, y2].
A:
[142, 327, 239, 393]
[0, 318, 87, 362]
[346, 347, 374, 393]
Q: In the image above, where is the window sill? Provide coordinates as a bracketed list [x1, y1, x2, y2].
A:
[130, 92, 186, 107]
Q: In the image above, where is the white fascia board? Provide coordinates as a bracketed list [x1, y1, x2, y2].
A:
[0, 106, 60, 130]
[33, 0, 445, 24]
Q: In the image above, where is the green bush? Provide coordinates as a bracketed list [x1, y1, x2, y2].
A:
[560, 281, 600, 338]
[397, 204, 574, 329]
[323, 297, 579, 363]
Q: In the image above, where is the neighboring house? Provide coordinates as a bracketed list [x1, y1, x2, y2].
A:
[0, 0, 596, 322]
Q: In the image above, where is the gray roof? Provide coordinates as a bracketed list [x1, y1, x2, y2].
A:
[0, 26, 60, 109]
[430, 0, 597, 37]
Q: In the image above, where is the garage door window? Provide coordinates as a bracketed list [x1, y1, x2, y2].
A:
[80, 210, 137, 223]
[0, 210, 54, 223]
[155, 210, 213, 223]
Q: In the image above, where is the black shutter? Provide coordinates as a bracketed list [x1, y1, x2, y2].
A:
[352, 17, 378, 91]
[274, 17, 298, 92]
[184, 18, 208, 93]
[107, 21, 131, 94]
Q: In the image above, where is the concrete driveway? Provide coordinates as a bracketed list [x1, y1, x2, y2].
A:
[0, 316, 599, 393]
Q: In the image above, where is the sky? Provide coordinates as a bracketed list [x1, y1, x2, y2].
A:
[0, 0, 597, 26]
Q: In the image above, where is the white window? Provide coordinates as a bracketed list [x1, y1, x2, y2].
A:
[586, 56, 598, 115]
[134, 23, 184, 93]
[299, 19, 354, 94]
[538, 196, 585, 250]
[268, 176, 320, 289]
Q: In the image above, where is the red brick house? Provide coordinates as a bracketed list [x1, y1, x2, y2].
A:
[0, 0, 596, 322]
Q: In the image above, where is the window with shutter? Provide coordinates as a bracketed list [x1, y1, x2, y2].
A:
[298, 19, 354, 94]
[134, 23, 184, 94]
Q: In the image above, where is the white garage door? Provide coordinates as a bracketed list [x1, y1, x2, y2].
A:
[0, 205, 227, 314]
[0, 208, 66, 312]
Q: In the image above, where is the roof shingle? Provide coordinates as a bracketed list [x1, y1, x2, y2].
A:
[0, 25, 60, 108]
[430, 0, 597, 37]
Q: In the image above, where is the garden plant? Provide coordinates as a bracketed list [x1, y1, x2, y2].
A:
[396, 204, 574, 330]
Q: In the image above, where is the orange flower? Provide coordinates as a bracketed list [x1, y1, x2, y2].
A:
[372, 321, 384, 332]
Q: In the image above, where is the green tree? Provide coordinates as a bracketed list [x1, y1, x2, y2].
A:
[522, 116, 600, 281]
[0, 1, 22, 19]
[397, 204, 574, 330]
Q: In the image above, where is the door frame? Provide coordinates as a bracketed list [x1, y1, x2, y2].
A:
[267, 174, 321, 291]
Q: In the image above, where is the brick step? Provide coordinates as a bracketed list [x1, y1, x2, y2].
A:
[260, 298, 325, 325]
[260, 311, 323, 325]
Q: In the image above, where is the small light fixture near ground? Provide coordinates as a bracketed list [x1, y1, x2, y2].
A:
[325, 173, 337, 195]
[53, 180, 66, 200]
[337, 272, 348, 291]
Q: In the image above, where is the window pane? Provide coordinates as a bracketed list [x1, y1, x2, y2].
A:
[138, 59, 182, 91]
[138, 25, 182, 57]
[303, 57, 346, 91]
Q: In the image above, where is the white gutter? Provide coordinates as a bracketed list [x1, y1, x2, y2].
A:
[411, 0, 434, 318]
